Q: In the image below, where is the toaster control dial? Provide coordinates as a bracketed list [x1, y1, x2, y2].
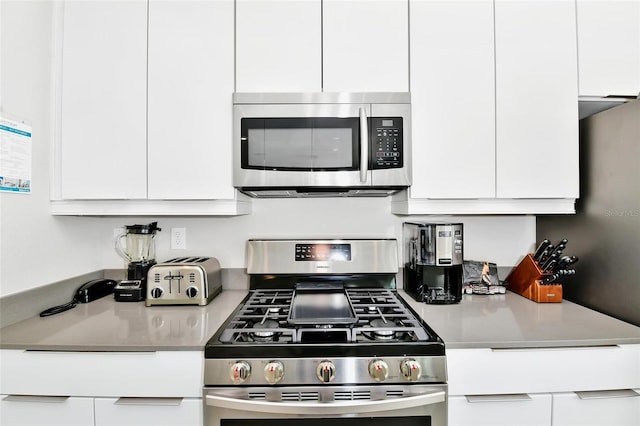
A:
[230, 361, 251, 384]
[263, 361, 284, 384]
[316, 360, 336, 383]
[400, 359, 422, 382]
[368, 359, 389, 382]
[150, 287, 163, 299]
[185, 286, 199, 298]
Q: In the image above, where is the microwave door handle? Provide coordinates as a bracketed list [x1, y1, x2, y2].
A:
[359, 107, 368, 183]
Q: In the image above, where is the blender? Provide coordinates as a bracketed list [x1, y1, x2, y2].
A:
[114, 222, 161, 301]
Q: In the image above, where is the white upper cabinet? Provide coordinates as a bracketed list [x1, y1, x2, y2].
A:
[54, 0, 249, 214]
[235, 0, 321, 92]
[322, 0, 409, 92]
[147, 0, 235, 200]
[577, 0, 640, 97]
[236, 0, 408, 93]
[60, 0, 147, 199]
[394, 0, 578, 214]
[494, 0, 579, 199]
[409, 0, 496, 199]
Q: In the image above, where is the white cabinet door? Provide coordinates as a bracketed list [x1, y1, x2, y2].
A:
[577, 0, 640, 97]
[552, 390, 640, 426]
[60, 0, 147, 199]
[449, 394, 552, 426]
[94, 397, 202, 426]
[409, 0, 495, 199]
[0, 395, 94, 426]
[323, 0, 409, 92]
[494, 0, 579, 199]
[147, 0, 235, 200]
[236, 0, 321, 92]
[0, 350, 203, 398]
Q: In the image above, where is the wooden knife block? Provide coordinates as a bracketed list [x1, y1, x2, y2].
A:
[506, 254, 562, 303]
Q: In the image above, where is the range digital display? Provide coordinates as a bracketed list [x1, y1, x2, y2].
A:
[295, 243, 351, 261]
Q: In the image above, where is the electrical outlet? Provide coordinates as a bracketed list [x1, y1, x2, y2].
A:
[171, 227, 187, 250]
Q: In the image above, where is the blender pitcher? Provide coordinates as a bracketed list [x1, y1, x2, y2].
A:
[115, 222, 161, 285]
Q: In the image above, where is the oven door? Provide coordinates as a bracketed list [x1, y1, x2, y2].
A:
[233, 103, 372, 189]
[204, 384, 447, 426]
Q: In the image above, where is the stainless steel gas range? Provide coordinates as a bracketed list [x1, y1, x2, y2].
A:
[204, 239, 447, 426]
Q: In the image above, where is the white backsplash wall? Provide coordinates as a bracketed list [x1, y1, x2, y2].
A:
[99, 198, 536, 272]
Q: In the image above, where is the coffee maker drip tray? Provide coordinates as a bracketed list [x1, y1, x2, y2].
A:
[405, 264, 463, 304]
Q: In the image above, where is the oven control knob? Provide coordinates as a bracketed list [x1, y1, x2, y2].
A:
[316, 360, 336, 383]
[230, 361, 251, 384]
[400, 359, 422, 382]
[263, 361, 284, 384]
[150, 287, 163, 299]
[368, 359, 389, 382]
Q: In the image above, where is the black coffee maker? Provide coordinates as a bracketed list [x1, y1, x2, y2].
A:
[115, 222, 161, 300]
[403, 222, 463, 304]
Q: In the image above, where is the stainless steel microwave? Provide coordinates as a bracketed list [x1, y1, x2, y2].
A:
[233, 92, 411, 197]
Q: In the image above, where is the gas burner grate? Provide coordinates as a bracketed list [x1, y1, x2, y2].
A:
[218, 288, 433, 344]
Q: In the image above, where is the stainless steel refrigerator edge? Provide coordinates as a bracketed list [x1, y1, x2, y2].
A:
[537, 100, 640, 326]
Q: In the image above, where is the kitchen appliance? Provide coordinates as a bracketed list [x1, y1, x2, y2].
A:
[203, 239, 447, 426]
[39, 279, 117, 317]
[233, 92, 411, 197]
[115, 222, 161, 301]
[537, 100, 640, 326]
[403, 222, 464, 304]
[145, 257, 222, 306]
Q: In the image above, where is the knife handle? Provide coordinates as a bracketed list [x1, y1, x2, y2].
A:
[537, 245, 555, 264]
[543, 259, 557, 273]
[533, 239, 551, 261]
[541, 253, 558, 271]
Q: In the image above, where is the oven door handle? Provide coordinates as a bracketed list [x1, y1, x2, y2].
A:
[205, 389, 445, 415]
[359, 106, 368, 183]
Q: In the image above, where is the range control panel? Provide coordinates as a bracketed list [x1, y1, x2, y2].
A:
[371, 117, 403, 169]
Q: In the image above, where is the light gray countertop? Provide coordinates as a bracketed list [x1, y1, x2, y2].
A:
[0, 290, 247, 351]
[398, 289, 640, 349]
[1, 285, 639, 352]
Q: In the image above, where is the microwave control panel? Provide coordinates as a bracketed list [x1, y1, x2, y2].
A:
[371, 117, 403, 169]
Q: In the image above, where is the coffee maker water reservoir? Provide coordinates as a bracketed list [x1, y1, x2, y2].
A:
[403, 222, 463, 304]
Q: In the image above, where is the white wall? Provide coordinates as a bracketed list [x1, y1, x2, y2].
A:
[0, 1, 103, 296]
[0, 1, 536, 298]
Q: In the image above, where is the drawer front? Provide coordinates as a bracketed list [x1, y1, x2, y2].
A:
[94, 397, 202, 426]
[0, 395, 94, 426]
[0, 350, 203, 397]
[448, 344, 640, 395]
[552, 390, 640, 426]
[449, 393, 552, 426]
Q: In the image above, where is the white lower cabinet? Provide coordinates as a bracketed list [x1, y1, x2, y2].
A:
[94, 397, 202, 426]
[447, 345, 640, 426]
[0, 350, 203, 426]
[552, 390, 640, 426]
[0, 395, 94, 426]
[449, 393, 552, 426]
